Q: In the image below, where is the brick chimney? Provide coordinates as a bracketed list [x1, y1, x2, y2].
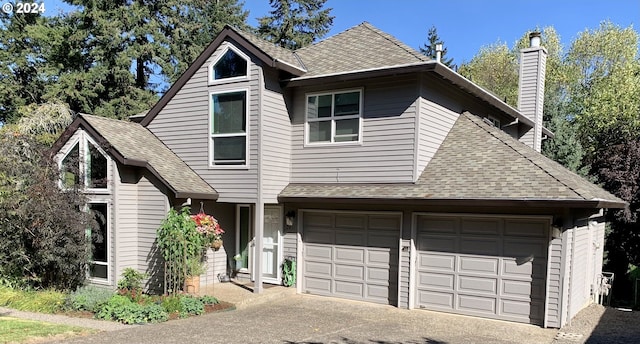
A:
[518, 32, 547, 152]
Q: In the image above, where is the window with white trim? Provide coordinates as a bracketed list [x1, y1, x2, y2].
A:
[60, 134, 109, 190]
[209, 46, 249, 83]
[210, 90, 248, 166]
[88, 202, 109, 281]
[306, 90, 362, 144]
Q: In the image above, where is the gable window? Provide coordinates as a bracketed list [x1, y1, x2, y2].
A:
[210, 90, 248, 166]
[306, 90, 362, 144]
[60, 135, 109, 190]
[209, 45, 249, 83]
[88, 202, 109, 281]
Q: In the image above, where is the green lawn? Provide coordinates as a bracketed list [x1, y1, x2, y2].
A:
[0, 317, 95, 343]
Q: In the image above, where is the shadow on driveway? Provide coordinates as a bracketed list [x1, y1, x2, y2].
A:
[284, 339, 448, 344]
[585, 307, 640, 343]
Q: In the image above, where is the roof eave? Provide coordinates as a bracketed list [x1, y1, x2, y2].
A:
[278, 195, 626, 209]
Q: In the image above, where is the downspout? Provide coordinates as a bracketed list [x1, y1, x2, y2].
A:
[567, 223, 577, 325]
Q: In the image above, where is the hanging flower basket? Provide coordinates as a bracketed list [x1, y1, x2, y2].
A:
[211, 239, 223, 251]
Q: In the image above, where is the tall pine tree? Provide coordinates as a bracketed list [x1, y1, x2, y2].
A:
[257, 0, 334, 50]
[419, 25, 455, 68]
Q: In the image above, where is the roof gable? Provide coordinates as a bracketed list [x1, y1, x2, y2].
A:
[294, 22, 429, 77]
[53, 114, 217, 200]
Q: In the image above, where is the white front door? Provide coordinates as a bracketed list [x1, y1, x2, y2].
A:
[261, 205, 282, 283]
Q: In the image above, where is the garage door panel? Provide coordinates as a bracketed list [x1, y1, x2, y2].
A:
[368, 230, 398, 248]
[418, 235, 456, 251]
[502, 259, 546, 278]
[305, 276, 332, 294]
[305, 261, 332, 275]
[305, 244, 332, 259]
[367, 249, 394, 265]
[304, 213, 333, 227]
[502, 279, 532, 298]
[335, 247, 364, 263]
[458, 294, 496, 314]
[460, 237, 500, 255]
[504, 220, 547, 238]
[335, 214, 366, 229]
[418, 290, 454, 309]
[500, 299, 532, 318]
[367, 266, 391, 283]
[461, 218, 500, 235]
[305, 229, 334, 244]
[417, 217, 457, 234]
[419, 272, 454, 289]
[369, 215, 402, 231]
[367, 284, 392, 301]
[420, 253, 455, 271]
[504, 239, 547, 257]
[458, 256, 499, 275]
[335, 264, 365, 280]
[335, 231, 366, 246]
[335, 280, 364, 298]
[458, 276, 498, 295]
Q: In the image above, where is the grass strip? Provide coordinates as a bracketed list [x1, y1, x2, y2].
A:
[0, 317, 95, 343]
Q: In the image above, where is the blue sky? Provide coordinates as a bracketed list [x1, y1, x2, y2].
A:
[45, 0, 638, 63]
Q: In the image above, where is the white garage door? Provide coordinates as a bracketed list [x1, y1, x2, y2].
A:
[302, 211, 400, 305]
[415, 214, 548, 324]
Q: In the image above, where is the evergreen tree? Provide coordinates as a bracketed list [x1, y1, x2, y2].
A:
[419, 25, 455, 68]
[257, 0, 334, 50]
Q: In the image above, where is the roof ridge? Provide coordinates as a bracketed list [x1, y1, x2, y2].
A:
[463, 113, 590, 199]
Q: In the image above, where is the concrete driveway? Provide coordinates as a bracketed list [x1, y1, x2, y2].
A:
[52, 294, 557, 344]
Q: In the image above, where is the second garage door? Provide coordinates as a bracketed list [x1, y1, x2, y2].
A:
[302, 211, 400, 305]
[415, 214, 548, 324]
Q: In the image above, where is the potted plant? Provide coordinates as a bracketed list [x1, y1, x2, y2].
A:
[191, 212, 225, 251]
[184, 258, 206, 294]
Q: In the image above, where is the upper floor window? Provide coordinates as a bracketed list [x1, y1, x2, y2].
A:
[306, 90, 362, 144]
[209, 45, 249, 83]
[60, 133, 109, 190]
[210, 90, 248, 166]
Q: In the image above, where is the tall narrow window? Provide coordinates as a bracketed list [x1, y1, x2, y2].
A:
[236, 205, 252, 270]
[61, 142, 80, 187]
[211, 91, 248, 166]
[307, 90, 362, 144]
[88, 144, 108, 188]
[88, 203, 109, 280]
[60, 137, 108, 189]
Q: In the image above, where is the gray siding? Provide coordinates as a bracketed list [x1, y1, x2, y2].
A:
[546, 236, 562, 328]
[416, 78, 460, 178]
[290, 76, 419, 183]
[398, 238, 411, 308]
[561, 226, 574, 326]
[568, 218, 593, 320]
[147, 41, 259, 203]
[114, 163, 139, 284]
[261, 68, 291, 202]
[137, 174, 168, 291]
[518, 48, 546, 152]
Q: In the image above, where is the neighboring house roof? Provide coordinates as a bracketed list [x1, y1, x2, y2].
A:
[279, 112, 625, 209]
[53, 114, 218, 200]
[294, 22, 429, 77]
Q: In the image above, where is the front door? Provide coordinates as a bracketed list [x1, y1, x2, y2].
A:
[260, 205, 282, 284]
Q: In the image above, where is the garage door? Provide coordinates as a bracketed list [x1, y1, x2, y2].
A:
[302, 211, 400, 305]
[415, 214, 548, 324]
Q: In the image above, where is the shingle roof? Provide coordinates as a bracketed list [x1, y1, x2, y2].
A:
[279, 113, 624, 208]
[294, 22, 430, 77]
[80, 114, 217, 199]
[236, 28, 306, 71]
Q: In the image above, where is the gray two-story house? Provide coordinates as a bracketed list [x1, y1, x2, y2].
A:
[52, 23, 624, 328]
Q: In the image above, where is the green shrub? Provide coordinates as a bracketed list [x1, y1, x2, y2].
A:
[160, 295, 183, 314]
[66, 285, 114, 312]
[117, 268, 147, 292]
[96, 295, 168, 324]
[199, 295, 219, 305]
[179, 296, 204, 317]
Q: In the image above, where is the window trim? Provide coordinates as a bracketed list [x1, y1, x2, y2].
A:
[208, 44, 250, 85]
[58, 130, 111, 193]
[208, 88, 250, 169]
[86, 199, 112, 285]
[304, 88, 364, 146]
